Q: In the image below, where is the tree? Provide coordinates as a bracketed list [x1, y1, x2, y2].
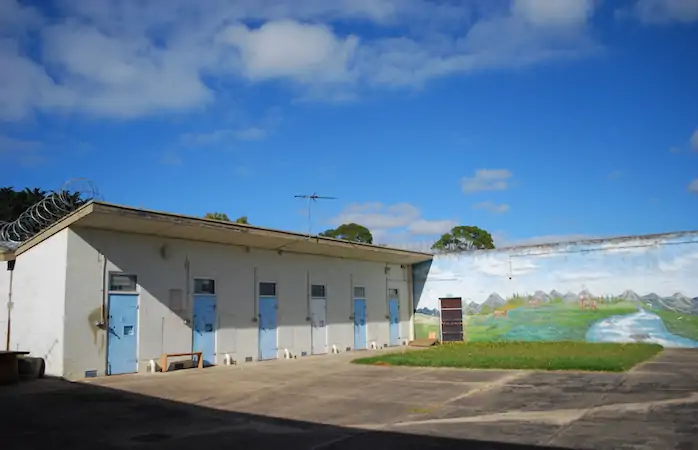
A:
[1, 187, 84, 223]
[431, 225, 495, 252]
[319, 223, 373, 244]
[235, 216, 249, 224]
[204, 212, 231, 221]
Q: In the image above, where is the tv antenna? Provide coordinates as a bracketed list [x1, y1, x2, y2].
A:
[294, 193, 337, 236]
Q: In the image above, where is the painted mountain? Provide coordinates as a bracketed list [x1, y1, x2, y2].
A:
[476, 289, 698, 315]
[483, 293, 507, 309]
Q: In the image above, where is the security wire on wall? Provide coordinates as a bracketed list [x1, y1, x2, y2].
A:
[0, 178, 99, 246]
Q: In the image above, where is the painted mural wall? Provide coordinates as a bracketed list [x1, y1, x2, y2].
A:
[412, 232, 698, 348]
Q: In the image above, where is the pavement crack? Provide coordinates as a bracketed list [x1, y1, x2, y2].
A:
[383, 392, 698, 428]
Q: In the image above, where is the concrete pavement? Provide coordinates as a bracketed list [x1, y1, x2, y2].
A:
[1, 348, 697, 449]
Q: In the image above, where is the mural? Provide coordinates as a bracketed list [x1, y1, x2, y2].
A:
[413, 232, 698, 348]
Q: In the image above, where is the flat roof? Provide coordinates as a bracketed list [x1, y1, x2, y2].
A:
[4, 201, 433, 265]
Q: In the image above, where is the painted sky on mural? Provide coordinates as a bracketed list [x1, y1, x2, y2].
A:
[1, 0, 698, 248]
[416, 234, 698, 310]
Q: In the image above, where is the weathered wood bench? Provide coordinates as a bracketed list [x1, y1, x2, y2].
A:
[0, 350, 30, 385]
[160, 351, 203, 373]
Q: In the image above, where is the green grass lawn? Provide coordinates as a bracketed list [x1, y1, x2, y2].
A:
[651, 309, 698, 341]
[353, 341, 663, 372]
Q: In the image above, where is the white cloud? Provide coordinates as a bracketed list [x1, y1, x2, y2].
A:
[233, 127, 267, 141]
[181, 126, 268, 146]
[691, 129, 698, 151]
[658, 251, 698, 272]
[0, 0, 602, 121]
[473, 201, 510, 214]
[462, 169, 513, 193]
[329, 202, 456, 243]
[512, 0, 596, 26]
[632, 0, 698, 23]
[554, 271, 613, 283]
[689, 179, 698, 194]
[469, 254, 539, 277]
[222, 20, 359, 84]
[408, 219, 458, 236]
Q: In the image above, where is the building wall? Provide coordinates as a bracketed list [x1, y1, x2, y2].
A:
[413, 232, 698, 347]
[8, 230, 68, 375]
[63, 227, 412, 379]
[0, 261, 9, 349]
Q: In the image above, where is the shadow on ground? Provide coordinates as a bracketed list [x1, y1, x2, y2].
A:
[2, 377, 573, 450]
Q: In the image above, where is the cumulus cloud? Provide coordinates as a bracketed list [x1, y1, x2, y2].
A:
[511, 0, 596, 26]
[632, 0, 698, 23]
[473, 201, 511, 214]
[689, 179, 698, 194]
[0, 0, 604, 121]
[462, 169, 513, 193]
[691, 129, 698, 152]
[329, 202, 456, 243]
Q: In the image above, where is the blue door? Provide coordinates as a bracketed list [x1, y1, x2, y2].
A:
[259, 296, 278, 360]
[107, 294, 139, 375]
[193, 295, 216, 366]
[353, 299, 367, 350]
[389, 298, 400, 346]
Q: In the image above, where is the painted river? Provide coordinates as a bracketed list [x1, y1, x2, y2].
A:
[585, 308, 698, 348]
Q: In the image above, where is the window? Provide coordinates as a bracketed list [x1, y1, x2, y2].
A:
[259, 282, 276, 297]
[353, 286, 366, 298]
[388, 288, 399, 299]
[311, 284, 326, 298]
[109, 273, 137, 292]
[194, 279, 215, 295]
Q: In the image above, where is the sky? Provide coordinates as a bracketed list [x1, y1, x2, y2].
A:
[1, 0, 697, 251]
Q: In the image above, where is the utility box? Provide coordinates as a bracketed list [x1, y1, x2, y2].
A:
[439, 297, 464, 343]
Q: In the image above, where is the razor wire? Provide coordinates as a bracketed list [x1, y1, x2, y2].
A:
[0, 178, 99, 245]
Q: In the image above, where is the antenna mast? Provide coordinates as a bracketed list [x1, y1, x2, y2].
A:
[294, 193, 337, 236]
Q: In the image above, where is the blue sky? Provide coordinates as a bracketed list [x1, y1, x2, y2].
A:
[1, 0, 697, 250]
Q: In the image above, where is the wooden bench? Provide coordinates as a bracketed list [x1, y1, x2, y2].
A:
[160, 352, 203, 373]
[0, 350, 30, 385]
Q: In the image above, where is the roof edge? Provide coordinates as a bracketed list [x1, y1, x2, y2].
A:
[89, 201, 433, 259]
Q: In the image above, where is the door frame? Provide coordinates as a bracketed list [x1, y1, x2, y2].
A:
[353, 287, 368, 350]
[388, 287, 400, 346]
[258, 281, 279, 360]
[106, 272, 140, 375]
[310, 296, 328, 355]
[192, 277, 218, 363]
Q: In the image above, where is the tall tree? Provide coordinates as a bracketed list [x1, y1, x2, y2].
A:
[0, 187, 84, 223]
[319, 223, 373, 244]
[204, 212, 231, 221]
[431, 225, 495, 252]
[235, 216, 249, 224]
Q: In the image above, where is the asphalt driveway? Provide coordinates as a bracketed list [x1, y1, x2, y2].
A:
[1, 348, 697, 449]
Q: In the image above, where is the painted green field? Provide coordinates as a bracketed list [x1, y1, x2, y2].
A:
[353, 341, 663, 372]
[413, 302, 639, 342]
[465, 302, 638, 342]
[652, 309, 698, 341]
[414, 313, 440, 340]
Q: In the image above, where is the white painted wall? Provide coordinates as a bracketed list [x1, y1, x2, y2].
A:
[63, 227, 412, 380]
[9, 230, 68, 376]
[0, 261, 9, 349]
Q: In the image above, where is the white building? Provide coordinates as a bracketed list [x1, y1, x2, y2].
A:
[0, 202, 432, 380]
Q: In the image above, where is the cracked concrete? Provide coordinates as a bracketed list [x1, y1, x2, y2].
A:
[1, 348, 697, 449]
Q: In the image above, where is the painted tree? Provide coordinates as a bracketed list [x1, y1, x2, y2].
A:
[319, 223, 373, 244]
[431, 225, 495, 252]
